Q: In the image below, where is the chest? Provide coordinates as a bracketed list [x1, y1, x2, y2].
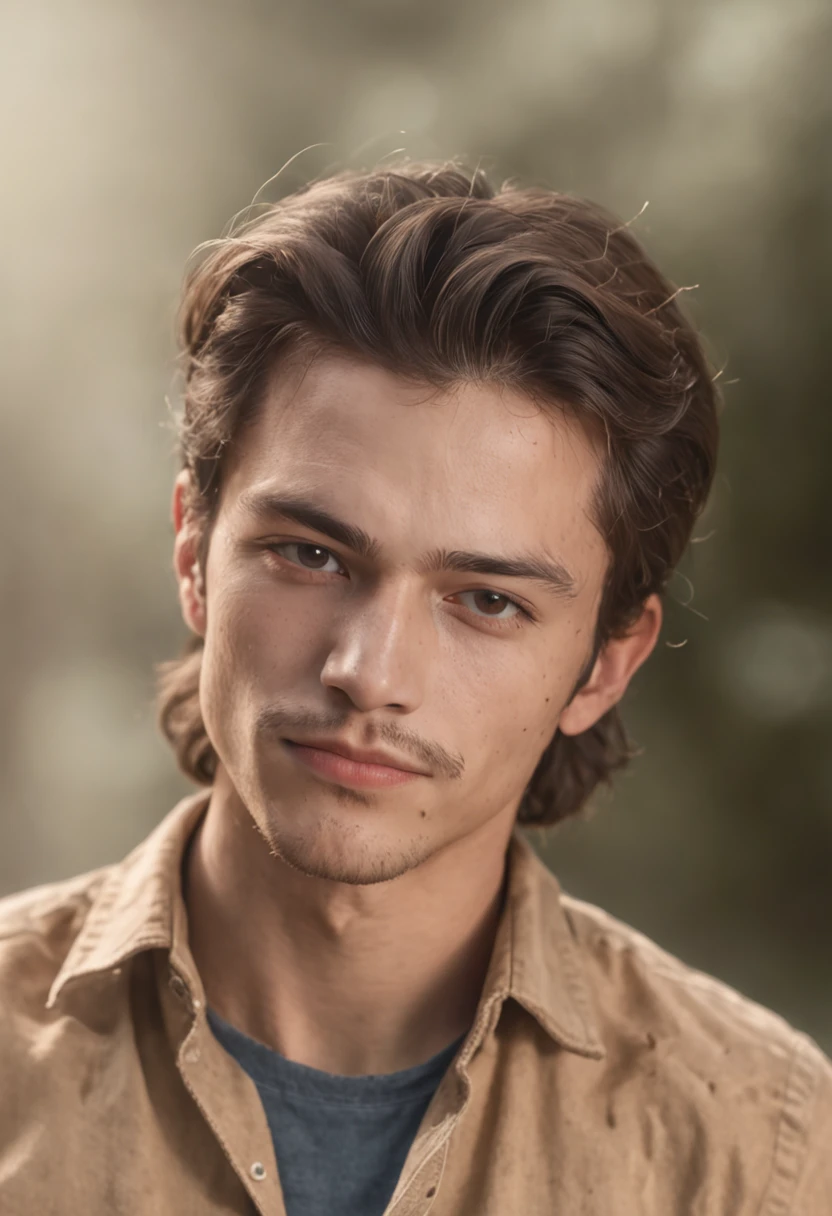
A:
[1, 1011, 755, 1216]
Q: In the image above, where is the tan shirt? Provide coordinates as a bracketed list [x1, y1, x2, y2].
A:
[1, 790, 830, 1215]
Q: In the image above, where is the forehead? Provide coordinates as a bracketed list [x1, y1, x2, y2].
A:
[222, 352, 605, 575]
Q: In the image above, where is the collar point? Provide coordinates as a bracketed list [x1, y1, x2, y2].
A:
[45, 975, 66, 1011]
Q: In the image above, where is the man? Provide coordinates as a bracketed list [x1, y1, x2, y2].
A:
[1, 161, 829, 1215]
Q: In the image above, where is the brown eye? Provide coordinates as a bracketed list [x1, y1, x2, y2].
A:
[272, 543, 344, 574]
[296, 544, 332, 569]
[456, 590, 523, 620]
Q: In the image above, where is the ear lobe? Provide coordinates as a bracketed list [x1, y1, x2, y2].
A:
[558, 595, 663, 737]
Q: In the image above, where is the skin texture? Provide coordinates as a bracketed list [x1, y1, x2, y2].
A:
[175, 352, 661, 1074]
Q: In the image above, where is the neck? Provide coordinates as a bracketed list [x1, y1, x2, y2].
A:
[184, 774, 513, 1075]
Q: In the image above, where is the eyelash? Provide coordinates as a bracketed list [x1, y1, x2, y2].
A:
[264, 542, 535, 629]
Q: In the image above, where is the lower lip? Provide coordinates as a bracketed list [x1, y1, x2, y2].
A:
[283, 742, 425, 789]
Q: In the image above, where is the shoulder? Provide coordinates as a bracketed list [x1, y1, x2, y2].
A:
[0, 868, 110, 1013]
[561, 891, 819, 1066]
[561, 892, 832, 1210]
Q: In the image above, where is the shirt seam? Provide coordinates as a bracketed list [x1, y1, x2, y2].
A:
[758, 1033, 822, 1215]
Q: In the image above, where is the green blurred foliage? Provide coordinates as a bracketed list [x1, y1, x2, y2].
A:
[0, 0, 829, 1047]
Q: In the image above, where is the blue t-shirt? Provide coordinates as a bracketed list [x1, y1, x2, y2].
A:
[208, 1008, 462, 1216]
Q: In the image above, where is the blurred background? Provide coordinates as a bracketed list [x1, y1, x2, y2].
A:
[0, 0, 830, 1049]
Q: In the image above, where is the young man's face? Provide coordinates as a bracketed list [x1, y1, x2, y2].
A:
[174, 352, 659, 884]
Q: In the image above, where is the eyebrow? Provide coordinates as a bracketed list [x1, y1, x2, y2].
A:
[239, 490, 578, 600]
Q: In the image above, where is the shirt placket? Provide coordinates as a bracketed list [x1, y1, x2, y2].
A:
[162, 960, 286, 1216]
[383, 994, 502, 1216]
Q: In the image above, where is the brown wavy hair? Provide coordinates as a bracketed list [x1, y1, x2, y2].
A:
[157, 160, 719, 826]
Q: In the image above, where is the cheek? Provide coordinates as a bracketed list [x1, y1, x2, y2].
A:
[447, 635, 576, 771]
[202, 577, 326, 709]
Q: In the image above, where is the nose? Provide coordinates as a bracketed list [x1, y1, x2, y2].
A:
[320, 578, 430, 713]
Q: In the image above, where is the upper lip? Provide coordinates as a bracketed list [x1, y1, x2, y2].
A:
[285, 736, 429, 775]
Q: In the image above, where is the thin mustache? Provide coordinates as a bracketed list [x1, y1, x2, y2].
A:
[254, 704, 465, 780]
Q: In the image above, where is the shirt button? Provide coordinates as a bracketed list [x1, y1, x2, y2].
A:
[250, 1162, 267, 1182]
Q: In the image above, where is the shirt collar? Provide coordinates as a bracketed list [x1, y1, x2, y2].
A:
[489, 832, 605, 1059]
[47, 793, 604, 1060]
[46, 790, 210, 1009]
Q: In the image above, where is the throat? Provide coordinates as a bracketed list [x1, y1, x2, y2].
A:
[184, 785, 509, 1075]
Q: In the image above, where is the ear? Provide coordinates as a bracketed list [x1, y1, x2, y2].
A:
[172, 470, 207, 639]
[557, 594, 663, 736]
